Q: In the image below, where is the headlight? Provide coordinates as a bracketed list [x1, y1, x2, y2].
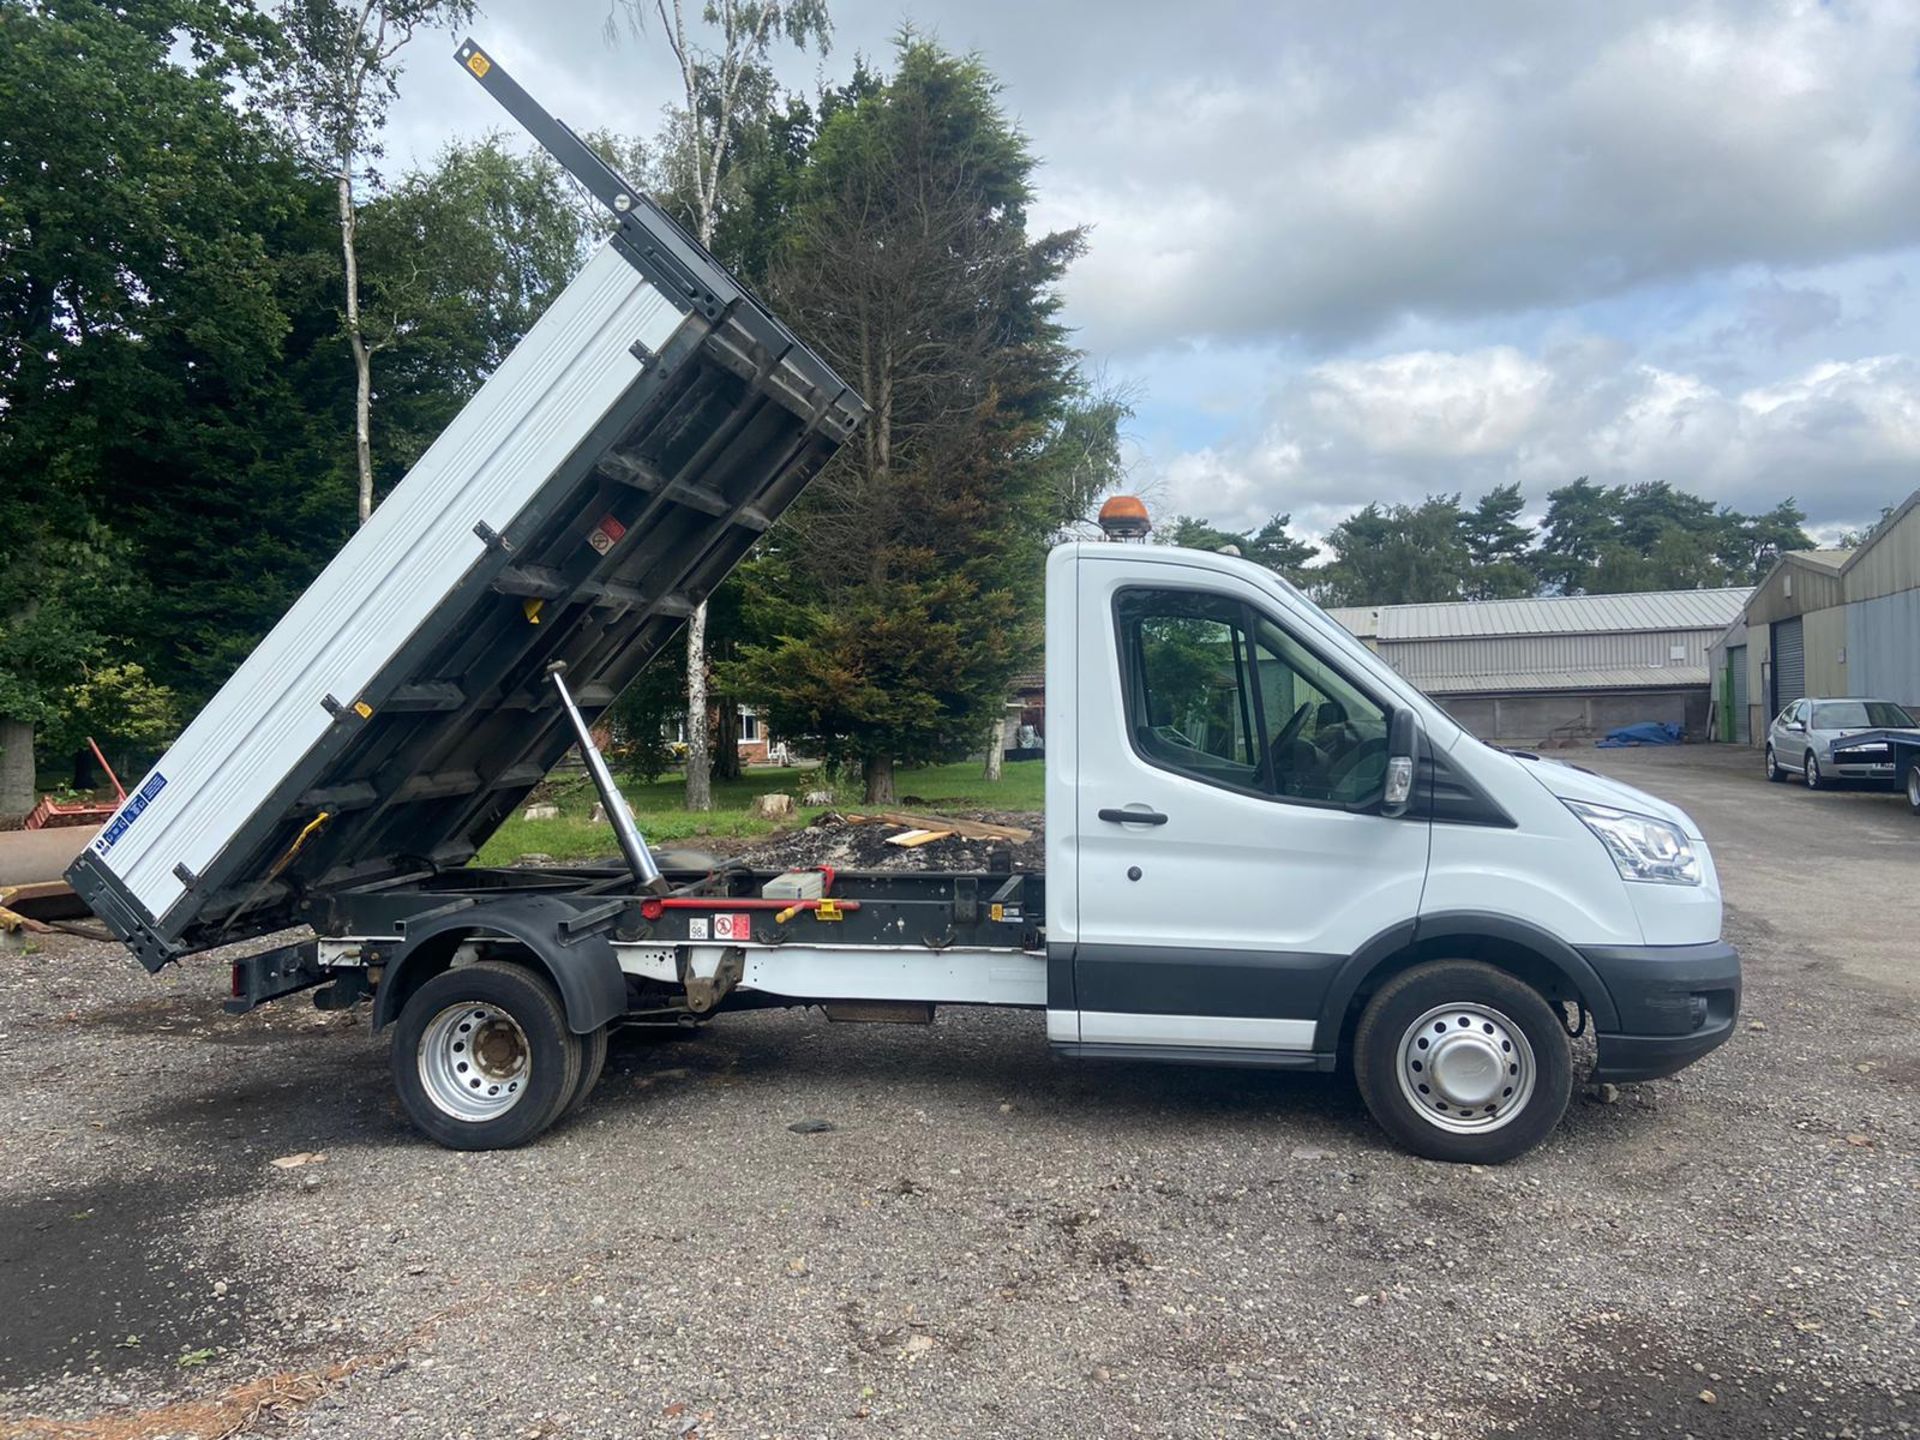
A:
[1564, 799, 1701, 886]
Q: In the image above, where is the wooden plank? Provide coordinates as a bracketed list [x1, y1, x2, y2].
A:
[884, 829, 953, 848]
[874, 810, 1033, 842]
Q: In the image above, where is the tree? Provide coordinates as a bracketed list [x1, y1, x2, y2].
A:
[725, 40, 1117, 802]
[0, 534, 127, 814]
[0, 0, 304, 811]
[1460, 483, 1536, 599]
[1161, 513, 1318, 581]
[611, 0, 833, 813]
[1721, 499, 1814, 581]
[271, 0, 476, 526]
[357, 138, 599, 474]
[1535, 479, 1812, 593]
[49, 663, 178, 783]
[1533, 477, 1617, 594]
[1316, 496, 1468, 606]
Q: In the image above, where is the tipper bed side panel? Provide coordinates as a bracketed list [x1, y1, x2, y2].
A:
[69, 234, 864, 965]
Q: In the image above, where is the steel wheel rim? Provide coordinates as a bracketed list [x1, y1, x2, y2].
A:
[1395, 1002, 1536, 1135]
[1806, 754, 1819, 788]
[418, 1002, 530, 1122]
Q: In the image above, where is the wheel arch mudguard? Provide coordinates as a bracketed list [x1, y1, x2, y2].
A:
[1312, 912, 1622, 1054]
[371, 895, 626, 1036]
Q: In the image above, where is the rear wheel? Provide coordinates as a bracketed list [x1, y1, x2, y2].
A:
[562, 1024, 610, 1120]
[1765, 745, 1783, 782]
[392, 960, 582, 1150]
[1905, 758, 1920, 816]
[1353, 960, 1573, 1164]
[1804, 751, 1823, 790]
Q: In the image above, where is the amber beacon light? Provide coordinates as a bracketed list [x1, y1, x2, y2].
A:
[1096, 494, 1152, 541]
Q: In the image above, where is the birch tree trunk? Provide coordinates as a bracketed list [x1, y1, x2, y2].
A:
[0, 717, 37, 820]
[982, 713, 1004, 781]
[338, 168, 376, 525]
[682, 190, 716, 811]
[683, 598, 712, 809]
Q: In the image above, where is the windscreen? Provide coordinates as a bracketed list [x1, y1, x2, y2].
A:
[1814, 700, 1915, 728]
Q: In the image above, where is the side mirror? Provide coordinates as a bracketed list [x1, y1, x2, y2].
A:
[1381, 709, 1419, 817]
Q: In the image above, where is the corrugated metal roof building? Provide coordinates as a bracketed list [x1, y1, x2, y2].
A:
[1708, 489, 1920, 744]
[1327, 588, 1753, 743]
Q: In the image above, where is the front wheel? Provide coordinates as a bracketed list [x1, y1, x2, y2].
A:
[392, 960, 583, 1150]
[1353, 960, 1573, 1164]
[1905, 758, 1920, 816]
[1804, 751, 1823, 790]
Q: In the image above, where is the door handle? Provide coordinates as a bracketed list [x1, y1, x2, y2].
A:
[1098, 807, 1168, 826]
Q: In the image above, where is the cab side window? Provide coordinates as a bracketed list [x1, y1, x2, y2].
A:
[1251, 613, 1391, 804]
[1119, 591, 1264, 791]
[1116, 589, 1391, 805]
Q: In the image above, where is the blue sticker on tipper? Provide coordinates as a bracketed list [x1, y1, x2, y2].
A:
[93, 771, 168, 856]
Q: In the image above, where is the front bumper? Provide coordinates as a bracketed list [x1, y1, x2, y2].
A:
[1580, 939, 1741, 1083]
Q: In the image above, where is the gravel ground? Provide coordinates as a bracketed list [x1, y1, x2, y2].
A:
[1, 747, 1915, 1438]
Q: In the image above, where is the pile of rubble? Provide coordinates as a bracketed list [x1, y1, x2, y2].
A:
[736, 808, 1043, 873]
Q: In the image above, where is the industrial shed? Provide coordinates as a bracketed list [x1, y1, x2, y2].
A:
[1327, 589, 1752, 744]
[1710, 488, 1920, 743]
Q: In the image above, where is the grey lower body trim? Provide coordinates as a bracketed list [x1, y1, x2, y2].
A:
[1072, 1009, 1317, 1050]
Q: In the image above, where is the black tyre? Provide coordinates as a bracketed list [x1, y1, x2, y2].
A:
[1905, 758, 1920, 816]
[1765, 745, 1783, 783]
[1804, 751, 1822, 790]
[1353, 960, 1573, 1164]
[561, 1024, 610, 1120]
[391, 960, 582, 1150]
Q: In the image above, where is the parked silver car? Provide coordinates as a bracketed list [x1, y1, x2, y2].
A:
[1765, 697, 1920, 788]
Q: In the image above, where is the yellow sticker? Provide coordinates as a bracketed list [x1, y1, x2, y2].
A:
[990, 903, 1004, 922]
[352, 701, 373, 719]
[465, 51, 491, 78]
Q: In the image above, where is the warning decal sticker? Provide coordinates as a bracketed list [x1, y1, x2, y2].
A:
[93, 772, 168, 856]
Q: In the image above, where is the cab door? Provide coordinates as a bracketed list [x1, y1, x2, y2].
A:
[1065, 556, 1430, 1058]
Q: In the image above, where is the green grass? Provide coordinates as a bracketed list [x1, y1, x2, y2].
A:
[473, 758, 1045, 866]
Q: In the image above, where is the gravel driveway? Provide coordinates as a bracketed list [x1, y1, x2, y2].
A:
[1, 747, 1915, 1438]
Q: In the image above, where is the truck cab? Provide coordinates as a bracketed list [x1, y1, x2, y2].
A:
[1043, 541, 1739, 1160]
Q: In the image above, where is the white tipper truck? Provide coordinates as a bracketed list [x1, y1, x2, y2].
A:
[69, 41, 1739, 1164]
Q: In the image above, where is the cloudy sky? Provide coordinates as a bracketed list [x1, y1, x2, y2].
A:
[385, 0, 1920, 543]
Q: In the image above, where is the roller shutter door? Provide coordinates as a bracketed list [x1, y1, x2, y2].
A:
[1728, 645, 1749, 742]
[1772, 618, 1805, 717]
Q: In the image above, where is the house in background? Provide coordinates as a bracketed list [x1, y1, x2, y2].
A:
[670, 705, 789, 767]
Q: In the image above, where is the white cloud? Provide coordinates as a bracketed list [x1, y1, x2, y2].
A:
[1306, 349, 1555, 458]
[1152, 346, 1920, 541]
[1035, 0, 1920, 352]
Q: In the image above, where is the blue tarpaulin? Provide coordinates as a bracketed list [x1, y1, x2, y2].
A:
[1596, 722, 1683, 748]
